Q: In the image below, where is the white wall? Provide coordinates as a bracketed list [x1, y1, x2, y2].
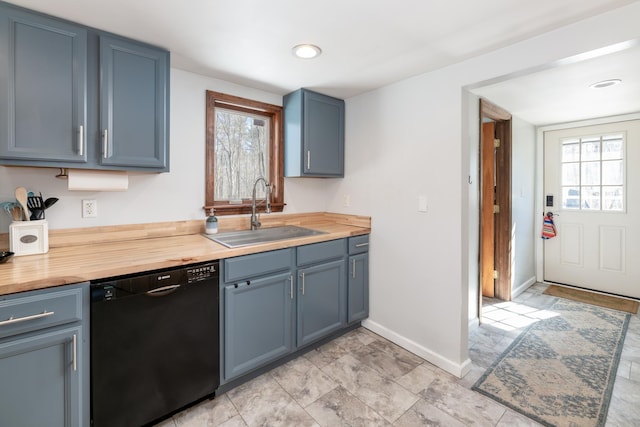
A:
[511, 116, 537, 296]
[328, 2, 640, 375]
[466, 93, 480, 325]
[0, 69, 334, 231]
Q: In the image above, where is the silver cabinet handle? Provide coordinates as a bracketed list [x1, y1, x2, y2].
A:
[102, 129, 109, 159]
[0, 310, 54, 326]
[300, 272, 305, 295]
[289, 275, 293, 300]
[77, 125, 84, 156]
[72, 334, 77, 372]
[306, 150, 311, 170]
[146, 284, 181, 296]
[352, 259, 356, 279]
[355, 242, 369, 247]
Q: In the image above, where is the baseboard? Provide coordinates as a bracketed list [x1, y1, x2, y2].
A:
[512, 276, 536, 299]
[361, 319, 472, 378]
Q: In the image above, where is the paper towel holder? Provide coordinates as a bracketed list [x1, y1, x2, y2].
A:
[55, 168, 69, 179]
[67, 169, 129, 191]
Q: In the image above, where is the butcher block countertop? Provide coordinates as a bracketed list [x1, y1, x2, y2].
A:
[0, 212, 370, 296]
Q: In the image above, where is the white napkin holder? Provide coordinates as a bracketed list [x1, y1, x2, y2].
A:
[10, 220, 49, 256]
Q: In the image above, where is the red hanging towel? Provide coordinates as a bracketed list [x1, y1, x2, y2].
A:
[541, 213, 557, 239]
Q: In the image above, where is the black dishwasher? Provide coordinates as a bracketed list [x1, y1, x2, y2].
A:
[90, 261, 219, 427]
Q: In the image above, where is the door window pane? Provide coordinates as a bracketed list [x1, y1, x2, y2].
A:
[562, 163, 579, 185]
[602, 160, 623, 185]
[562, 141, 580, 162]
[581, 162, 600, 185]
[581, 139, 600, 161]
[562, 187, 580, 209]
[603, 186, 623, 211]
[602, 134, 623, 160]
[582, 186, 601, 210]
[560, 133, 625, 212]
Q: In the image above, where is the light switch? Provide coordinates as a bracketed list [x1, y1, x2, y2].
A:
[418, 196, 428, 213]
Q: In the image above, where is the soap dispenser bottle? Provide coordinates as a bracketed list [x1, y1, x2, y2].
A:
[205, 208, 218, 234]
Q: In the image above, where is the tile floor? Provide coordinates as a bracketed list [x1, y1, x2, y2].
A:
[156, 283, 640, 426]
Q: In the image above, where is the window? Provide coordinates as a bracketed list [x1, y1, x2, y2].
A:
[205, 91, 284, 215]
[560, 133, 624, 211]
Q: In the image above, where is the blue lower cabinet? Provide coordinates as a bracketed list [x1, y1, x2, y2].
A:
[220, 237, 369, 385]
[0, 326, 82, 427]
[223, 272, 294, 380]
[348, 252, 369, 323]
[0, 283, 88, 427]
[297, 259, 346, 347]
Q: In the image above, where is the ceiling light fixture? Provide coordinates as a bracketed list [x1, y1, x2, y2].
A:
[292, 44, 322, 59]
[589, 79, 622, 89]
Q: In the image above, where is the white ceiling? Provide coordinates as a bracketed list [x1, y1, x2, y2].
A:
[5, 0, 639, 124]
[472, 41, 640, 125]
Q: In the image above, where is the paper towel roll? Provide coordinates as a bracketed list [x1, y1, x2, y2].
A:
[67, 169, 129, 191]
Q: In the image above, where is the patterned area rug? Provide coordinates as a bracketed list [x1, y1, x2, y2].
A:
[473, 299, 630, 427]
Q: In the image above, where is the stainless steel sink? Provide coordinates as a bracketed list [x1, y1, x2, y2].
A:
[202, 225, 327, 248]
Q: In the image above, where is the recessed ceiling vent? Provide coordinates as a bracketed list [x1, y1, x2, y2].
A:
[589, 79, 622, 89]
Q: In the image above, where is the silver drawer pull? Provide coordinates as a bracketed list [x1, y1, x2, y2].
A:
[78, 125, 84, 156]
[0, 310, 55, 326]
[289, 275, 293, 300]
[72, 334, 77, 372]
[355, 242, 369, 247]
[146, 284, 181, 296]
[102, 129, 109, 159]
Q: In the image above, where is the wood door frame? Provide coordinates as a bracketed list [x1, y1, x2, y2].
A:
[481, 122, 496, 298]
[479, 99, 512, 306]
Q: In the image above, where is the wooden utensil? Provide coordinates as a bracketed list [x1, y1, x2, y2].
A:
[15, 186, 29, 221]
[10, 205, 22, 221]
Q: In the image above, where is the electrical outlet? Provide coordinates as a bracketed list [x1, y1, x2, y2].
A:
[343, 194, 351, 207]
[82, 199, 97, 218]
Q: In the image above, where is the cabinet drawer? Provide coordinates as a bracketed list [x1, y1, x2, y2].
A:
[297, 239, 346, 266]
[348, 235, 370, 254]
[0, 285, 83, 339]
[224, 249, 293, 283]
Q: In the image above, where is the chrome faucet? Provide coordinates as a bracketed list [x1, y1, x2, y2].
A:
[251, 177, 271, 230]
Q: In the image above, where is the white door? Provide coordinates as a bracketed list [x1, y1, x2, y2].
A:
[543, 119, 640, 298]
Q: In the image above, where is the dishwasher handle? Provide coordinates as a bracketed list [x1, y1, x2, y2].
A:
[146, 284, 181, 296]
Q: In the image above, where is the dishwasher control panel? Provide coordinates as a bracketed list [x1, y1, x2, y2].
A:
[186, 261, 218, 283]
[91, 261, 220, 302]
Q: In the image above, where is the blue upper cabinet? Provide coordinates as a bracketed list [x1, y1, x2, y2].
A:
[0, 2, 169, 172]
[0, 5, 88, 163]
[284, 89, 345, 177]
[99, 35, 169, 170]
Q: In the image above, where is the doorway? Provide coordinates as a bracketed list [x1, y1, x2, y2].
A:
[543, 119, 640, 298]
[479, 99, 512, 310]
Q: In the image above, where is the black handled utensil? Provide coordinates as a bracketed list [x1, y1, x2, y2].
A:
[44, 197, 59, 209]
[27, 195, 45, 219]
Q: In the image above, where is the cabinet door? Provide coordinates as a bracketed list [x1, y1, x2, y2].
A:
[0, 325, 82, 427]
[303, 90, 344, 176]
[0, 6, 87, 163]
[348, 253, 369, 323]
[99, 35, 168, 170]
[297, 259, 346, 347]
[224, 272, 293, 381]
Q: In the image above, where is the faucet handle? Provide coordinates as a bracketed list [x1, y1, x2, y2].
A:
[265, 183, 272, 214]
